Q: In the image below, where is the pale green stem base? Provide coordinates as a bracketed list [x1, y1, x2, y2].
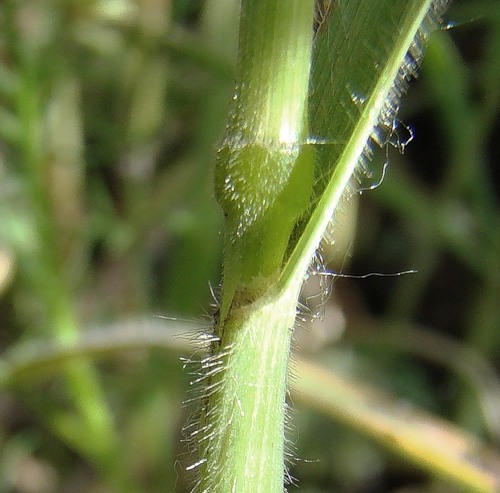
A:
[197, 283, 301, 493]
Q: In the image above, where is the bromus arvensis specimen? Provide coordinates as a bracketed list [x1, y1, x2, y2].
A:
[2, 2, 500, 492]
[186, 1, 451, 492]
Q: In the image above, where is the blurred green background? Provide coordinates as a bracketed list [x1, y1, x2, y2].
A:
[0, 1, 499, 492]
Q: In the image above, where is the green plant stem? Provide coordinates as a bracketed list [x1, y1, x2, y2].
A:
[198, 284, 302, 492]
[215, 0, 315, 320]
[200, 1, 315, 491]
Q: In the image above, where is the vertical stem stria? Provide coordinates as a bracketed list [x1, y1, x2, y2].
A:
[197, 282, 304, 493]
[197, 1, 315, 492]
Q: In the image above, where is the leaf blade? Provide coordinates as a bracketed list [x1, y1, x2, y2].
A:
[279, 0, 450, 290]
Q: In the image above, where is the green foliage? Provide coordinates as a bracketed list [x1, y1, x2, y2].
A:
[0, 1, 499, 492]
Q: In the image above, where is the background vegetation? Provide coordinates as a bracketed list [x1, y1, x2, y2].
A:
[0, 0, 499, 492]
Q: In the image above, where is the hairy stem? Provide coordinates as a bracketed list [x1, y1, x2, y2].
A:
[197, 284, 302, 492]
[197, 1, 315, 491]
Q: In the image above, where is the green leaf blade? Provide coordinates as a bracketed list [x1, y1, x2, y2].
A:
[280, 0, 450, 290]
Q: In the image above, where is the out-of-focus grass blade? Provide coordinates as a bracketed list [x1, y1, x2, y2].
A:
[2, 322, 500, 492]
[294, 358, 500, 493]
